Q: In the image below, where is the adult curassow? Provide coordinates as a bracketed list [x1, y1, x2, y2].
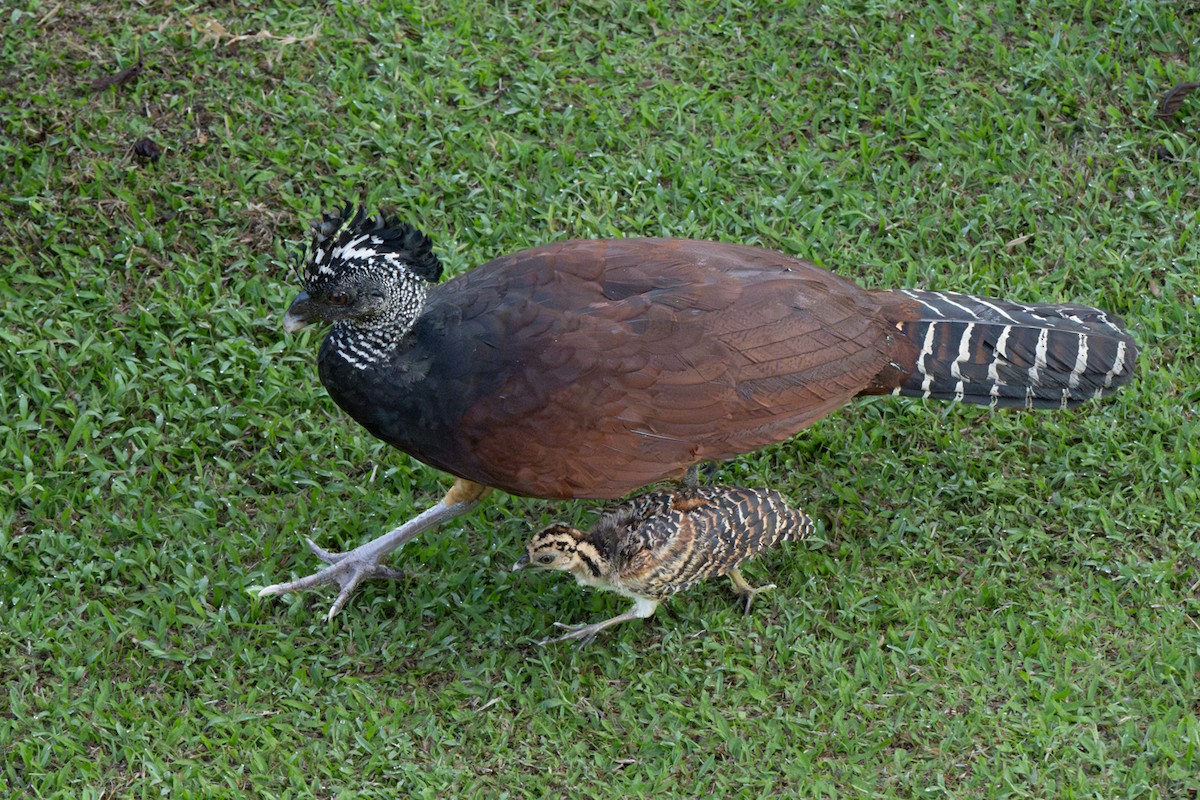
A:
[260, 205, 1137, 619]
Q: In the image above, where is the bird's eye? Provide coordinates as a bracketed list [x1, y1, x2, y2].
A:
[537, 554, 556, 565]
[329, 291, 351, 306]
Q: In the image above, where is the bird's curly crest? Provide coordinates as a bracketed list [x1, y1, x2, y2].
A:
[298, 204, 442, 289]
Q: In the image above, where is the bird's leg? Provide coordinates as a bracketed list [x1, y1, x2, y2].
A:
[258, 478, 492, 621]
[676, 462, 721, 489]
[727, 567, 775, 616]
[538, 596, 659, 646]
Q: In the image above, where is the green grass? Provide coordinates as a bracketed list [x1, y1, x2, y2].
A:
[2, 0, 1198, 796]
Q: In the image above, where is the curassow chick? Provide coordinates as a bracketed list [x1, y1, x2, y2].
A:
[513, 485, 814, 644]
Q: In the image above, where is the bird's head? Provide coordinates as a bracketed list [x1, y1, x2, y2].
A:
[283, 204, 443, 335]
[512, 523, 599, 577]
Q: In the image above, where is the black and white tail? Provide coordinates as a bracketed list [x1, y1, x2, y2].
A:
[890, 290, 1137, 410]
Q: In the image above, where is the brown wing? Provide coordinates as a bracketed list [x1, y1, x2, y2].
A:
[439, 238, 917, 498]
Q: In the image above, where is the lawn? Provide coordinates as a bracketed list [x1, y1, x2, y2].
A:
[2, 0, 1198, 797]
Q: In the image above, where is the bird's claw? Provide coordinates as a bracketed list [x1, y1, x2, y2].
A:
[257, 538, 408, 622]
[257, 491, 484, 621]
[304, 538, 408, 580]
[536, 621, 601, 646]
[737, 582, 776, 616]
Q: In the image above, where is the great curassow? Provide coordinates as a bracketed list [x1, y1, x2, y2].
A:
[259, 205, 1137, 619]
[513, 484, 814, 644]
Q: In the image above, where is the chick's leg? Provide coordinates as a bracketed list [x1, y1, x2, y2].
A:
[727, 567, 776, 616]
[539, 596, 659, 646]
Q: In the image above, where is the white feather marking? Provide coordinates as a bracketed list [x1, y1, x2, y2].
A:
[338, 338, 379, 370]
[1103, 340, 1128, 387]
[901, 290, 947, 318]
[333, 233, 384, 263]
[1029, 327, 1049, 385]
[918, 322, 937, 396]
[1067, 333, 1088, 390]
[934, 292, 981, 319]
[969, 296, 1022, 324]
[950, 322, 975, 381]
[1095, 310, 1126, 337]
[988, 325, 1012, 385]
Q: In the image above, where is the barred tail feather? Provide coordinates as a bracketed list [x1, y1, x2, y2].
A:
[890, 290, 1137, 410]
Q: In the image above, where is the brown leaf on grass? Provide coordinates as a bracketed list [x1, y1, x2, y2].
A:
[132, 138, 161, 162]
[89, 55, 143, 92]
[1155, 81, 1200, 119]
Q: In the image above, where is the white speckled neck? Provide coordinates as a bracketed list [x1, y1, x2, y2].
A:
[328, 272, 428, 370]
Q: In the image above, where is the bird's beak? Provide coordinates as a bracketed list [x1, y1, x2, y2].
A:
[282, 291, 314, 333]
[511, 553, 530, 572]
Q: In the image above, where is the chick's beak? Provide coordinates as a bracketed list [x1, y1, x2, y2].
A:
[282, 291, 314, 333]
[511, 553, 530, 572]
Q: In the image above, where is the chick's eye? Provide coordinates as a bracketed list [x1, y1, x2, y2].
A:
[537, 554, 555, 565]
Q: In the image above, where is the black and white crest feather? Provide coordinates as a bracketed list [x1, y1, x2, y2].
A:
[300, 204, 442, 290]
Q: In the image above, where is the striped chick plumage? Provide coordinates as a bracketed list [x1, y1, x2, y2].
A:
[513, 485, 813, 644]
